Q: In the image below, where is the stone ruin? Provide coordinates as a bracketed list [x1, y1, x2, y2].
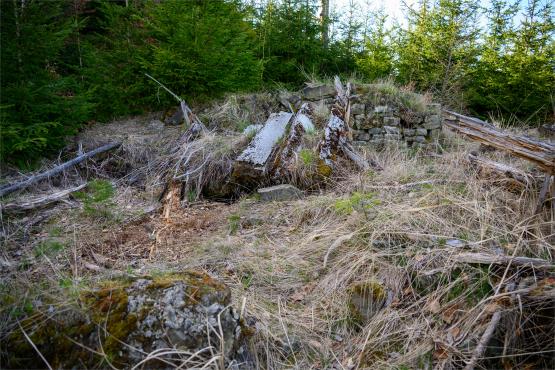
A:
[284, 83, 442, 149]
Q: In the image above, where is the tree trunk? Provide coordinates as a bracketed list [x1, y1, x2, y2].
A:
[320, 0, 329, 48]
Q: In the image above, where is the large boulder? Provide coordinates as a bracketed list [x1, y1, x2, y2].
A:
[5, 272, 249, 369]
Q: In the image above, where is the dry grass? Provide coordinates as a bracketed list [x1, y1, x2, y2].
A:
[1, 110, 554, 369]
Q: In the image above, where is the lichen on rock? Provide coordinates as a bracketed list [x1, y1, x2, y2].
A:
[5, 271, 250, 369]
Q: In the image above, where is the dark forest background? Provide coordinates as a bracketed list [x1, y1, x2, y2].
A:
[1, 0, 553, 165]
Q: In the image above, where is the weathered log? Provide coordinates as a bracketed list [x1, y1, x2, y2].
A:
[232, 112, 293, 185]
[467, 152, 539, 189]
[454, 252, 554, 269]
[443, 110, 555, 174]
[0, 142, 121, 198]
[317, 76, 379, 173]
[271, 103, 314, 177]
[1, 184, 87, 213]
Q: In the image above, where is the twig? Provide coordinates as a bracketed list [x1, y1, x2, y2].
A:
[17, 320, 53, 370]
[463, 311, 503, 370]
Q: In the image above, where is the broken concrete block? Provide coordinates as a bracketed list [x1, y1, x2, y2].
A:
[258, 184, 302, 201]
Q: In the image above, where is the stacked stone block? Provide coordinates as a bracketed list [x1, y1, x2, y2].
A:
[350, 103, 442, 148]
[299, 84, 442, 149]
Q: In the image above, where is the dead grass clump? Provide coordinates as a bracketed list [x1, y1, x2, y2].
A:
[356, 79, 432, 113]
[155, 132, 250, 201]
[200, 92, 281, 131]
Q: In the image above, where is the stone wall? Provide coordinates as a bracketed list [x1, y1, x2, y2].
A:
[299, 83, 442, 149]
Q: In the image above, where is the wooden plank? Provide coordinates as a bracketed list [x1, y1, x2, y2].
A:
[443, 110, 555, 174]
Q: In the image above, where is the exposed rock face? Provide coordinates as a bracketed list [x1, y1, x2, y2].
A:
[258, 184, 302, 201]
[5, 272, 249, 369]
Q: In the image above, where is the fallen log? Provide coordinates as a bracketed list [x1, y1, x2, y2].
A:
[467, 152, 539, 190]
[443, 110, 555, 174]
[1, 184, 87, 213]
[0, 142, 121, 198]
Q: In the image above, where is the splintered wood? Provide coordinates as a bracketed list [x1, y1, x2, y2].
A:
[318, 76, 377, 173]
[443, 110, 555, 174]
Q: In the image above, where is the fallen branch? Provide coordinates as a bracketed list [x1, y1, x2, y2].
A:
[365, 180, 447, 191]
[454, 252, 554, 269]
[145, 73, 206, 140]
[0, 142, 121, 198]
[1, 184, 86, 213]
[463, 311, 503, 370]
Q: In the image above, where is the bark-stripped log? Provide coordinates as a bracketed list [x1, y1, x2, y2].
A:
[317, 76, 380, 174]
[1, 184, 87, 213]
[231, 112, 293, 186]
[467, 152, 540, 190]
[443, 110, 555, 174]
[271, 103, 314, 177]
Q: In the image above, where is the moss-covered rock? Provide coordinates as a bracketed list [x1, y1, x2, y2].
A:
[5, 271, 249, 369]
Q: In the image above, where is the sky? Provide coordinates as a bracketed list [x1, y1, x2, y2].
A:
[331, 0, 417, 27]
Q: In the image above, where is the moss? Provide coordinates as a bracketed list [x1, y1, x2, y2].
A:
[316, 160, 332, 177]
[334, 192, 380, 215]
[4, 271, 232, 369]
[348, 280, 386, 324]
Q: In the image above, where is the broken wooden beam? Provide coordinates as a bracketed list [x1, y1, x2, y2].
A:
[232, 112, 293, 185]
[0, 142, 122, 198]
[271, 103, 314, 177]
[467, 152, 539, 190]
[318, 76, 379, 174]
[443, 110, 555, 174]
